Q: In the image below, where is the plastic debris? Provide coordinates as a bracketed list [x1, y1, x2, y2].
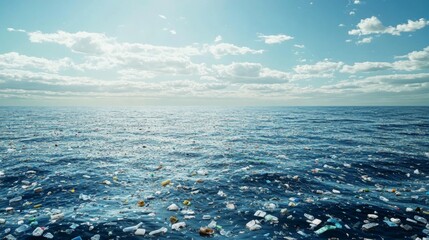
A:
[14, 224, 30, 233]
[43, 232, 54, 239]
[135, 229, 146, 236]
[217, 190, 227, 197]
[32, 227, 44, 236]
[137, 200, 145, 207]
[172, 222, 186, 231]
[246, 220, 262, 231]
[414, 215, 427, 224]
[149, 227, 168, 236]
[123, 222, 143, 232]
[167, 204, 179, 211]
[226, 202, 235, 210]
[379, 196, 389, 202]
[9, 196, 22, 204]
[362, 223, 379, 230]
[199, 227, 214, 236]
[71, 237, 83, 240]
[254, 210, 267, 218]
[264, 214, 279, 223]
[161, 179, 171, 187]
[315, 225, 336, 234]
[79, 193, 91, 201]
[170, 216, 179, 223]
[384, 218, 398, 227]
[90, 234, 101, 240]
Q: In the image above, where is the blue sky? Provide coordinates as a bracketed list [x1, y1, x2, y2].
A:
[1, 0, 429, 106]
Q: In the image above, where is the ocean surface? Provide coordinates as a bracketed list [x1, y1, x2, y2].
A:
[0, 106, 428, 240]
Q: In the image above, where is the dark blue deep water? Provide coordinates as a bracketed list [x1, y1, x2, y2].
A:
[0, 106, 428, 239]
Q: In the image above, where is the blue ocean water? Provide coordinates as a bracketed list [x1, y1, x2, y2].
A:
[0, 106, 428, 239]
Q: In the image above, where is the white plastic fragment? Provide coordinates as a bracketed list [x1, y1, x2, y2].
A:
[171, 222, 186, 231]
[134, 229, 146, 236]
[123, 222, 143, 232]
[32, 227, 44, 237]
[90, 234, 100, 240]
[0, 219, 6, 224]
[246, 220, 262, 231]
[310, 219, 322, 227]
[264, 214, 279, 223]
[379, 196, 389, 202]
[79, 194, 91, 201]
[149, 227, 167, 236]
[217, 190, 227, 197]
[167, 204, 179, 211]
[362, 223, 379, 230]
[332, 189, 341, 194]
[263, 202, 276, 210]
[368, 214, 378, 219]
[50, 212, 64, 221]
[43, 232, 54, 239]
[390, 218, 401, 224]
[254, 210, 267, 218]
[414, 215, 427, 224]
[226, 203, 235, 210]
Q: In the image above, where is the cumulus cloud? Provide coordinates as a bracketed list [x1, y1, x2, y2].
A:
[294, 61, 343, 74]
[340, 45, 429, 74]
[212, 62, 290, 84]
[159, 15, 167, 19]
[7, 27, 26, 32]
[258, 34, 294, 44]
[28, 31, 116, 55]
[349, 16, 429, 36]
[0, 52, 73, 73]
[214, 35, 222, 43]
[357, 37, 372, 44]
[293, 44, 305, 48]
[341, 62, 392, 73]
[204, 43, 264, 59]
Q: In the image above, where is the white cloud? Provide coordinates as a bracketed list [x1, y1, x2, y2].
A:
[205, 43, 264, 59]
[258, 34, 294, 44]
[212, 62, 290, 84]
[169, 30, 177, 35]
[294, 61, 343, 74]
[28, 31, 116, 55]
[0, 52, 73, 73]
[338, 24, 345, 27]
[354, 0, 361, 4]
[7, 27, 26, 32]
[293, 44, 305, 48]
[349, 11, 356, 16]
[214, 35, 222, 43]
[356, 36, 372, 44]
[349, 16, 429, 36]
[340, 45, 429, 74]
[159, 15, 167, 19]
[341, 61, 392, 73]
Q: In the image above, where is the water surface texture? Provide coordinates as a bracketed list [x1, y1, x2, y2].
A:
[1, 107, 429, 239]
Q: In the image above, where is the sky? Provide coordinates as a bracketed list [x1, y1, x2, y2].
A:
[0, 0, 429, 106]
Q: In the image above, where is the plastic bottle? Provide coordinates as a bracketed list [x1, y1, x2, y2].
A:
[123, 222, 143, 233]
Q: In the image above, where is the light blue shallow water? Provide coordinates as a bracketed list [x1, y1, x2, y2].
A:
[0, 106, 428, 239]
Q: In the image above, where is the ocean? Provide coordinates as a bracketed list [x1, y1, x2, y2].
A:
[0, 106, 428, 239]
